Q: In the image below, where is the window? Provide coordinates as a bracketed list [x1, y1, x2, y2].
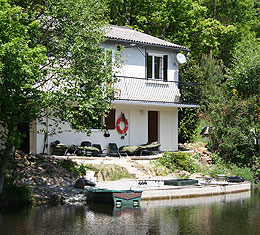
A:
[72, 108, 116, 130]
[146, 53, 168, 81]
[105, 109, 115, 129]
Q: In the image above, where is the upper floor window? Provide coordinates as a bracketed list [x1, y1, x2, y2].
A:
[146, 53, 168, 81]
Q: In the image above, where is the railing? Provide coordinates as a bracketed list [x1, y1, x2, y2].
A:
[178, 81, 203, 105]
[114, 76, 202, 105]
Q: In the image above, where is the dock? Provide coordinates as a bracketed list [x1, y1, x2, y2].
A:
[94, 179, 251, 201]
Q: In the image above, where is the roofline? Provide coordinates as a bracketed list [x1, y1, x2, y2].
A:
[106, 38, 190, 52]
[112, 100, 200, 108]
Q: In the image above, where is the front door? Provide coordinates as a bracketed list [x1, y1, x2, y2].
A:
[148, 111, 158, 143]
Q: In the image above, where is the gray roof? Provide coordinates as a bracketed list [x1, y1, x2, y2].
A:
[106, 25, 189, 51]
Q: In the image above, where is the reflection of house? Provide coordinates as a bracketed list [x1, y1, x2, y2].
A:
[31, 25, 200, 155]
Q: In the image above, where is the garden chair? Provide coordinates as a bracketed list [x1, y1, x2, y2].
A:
[108, 143, 128, 157]
[92, 144, 106, 157]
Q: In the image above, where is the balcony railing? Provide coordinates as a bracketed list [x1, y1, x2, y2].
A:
[178, 81, 203, 105]
[114, 76, 202, 105]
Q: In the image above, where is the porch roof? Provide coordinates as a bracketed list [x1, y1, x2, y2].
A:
[112, 100, 200, 108]
[106, 25, 189, 51]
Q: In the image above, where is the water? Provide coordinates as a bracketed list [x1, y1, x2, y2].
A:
[1, 190, 260, 235]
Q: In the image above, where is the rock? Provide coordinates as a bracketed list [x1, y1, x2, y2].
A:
[85, 179, 96, 187]
[48, 194, 61, 205]
[74, 179, 85, 189]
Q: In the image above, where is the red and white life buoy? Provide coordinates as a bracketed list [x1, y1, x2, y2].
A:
[116, 117, 128, 134]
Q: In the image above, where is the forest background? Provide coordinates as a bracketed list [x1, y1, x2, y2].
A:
[106, 0, 260, 169]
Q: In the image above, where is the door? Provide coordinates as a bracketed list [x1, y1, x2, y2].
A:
[148, 111, 158, 143]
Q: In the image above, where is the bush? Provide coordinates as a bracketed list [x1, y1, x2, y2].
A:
[1, 177, 33, 207]
[99, 164, 133, 181]
[228, 164, 254, 181]
[58, 159, 79, 175]
[178, 108, 199, 143]
[58, 159, 98, 177]
[155, 151, 195, 173]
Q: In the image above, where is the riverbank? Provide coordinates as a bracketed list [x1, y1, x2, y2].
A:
[1, 145, 253, 207]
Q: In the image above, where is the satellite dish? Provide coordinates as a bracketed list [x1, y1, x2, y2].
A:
[176, 53, 187, 64]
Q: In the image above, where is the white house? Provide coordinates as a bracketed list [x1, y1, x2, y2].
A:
[28, 25, 199, 155]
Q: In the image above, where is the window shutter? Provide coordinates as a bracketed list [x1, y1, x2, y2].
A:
[105, 109, 115, 129]
[145, 52, 149, 79]
[163, 55, 168, 81]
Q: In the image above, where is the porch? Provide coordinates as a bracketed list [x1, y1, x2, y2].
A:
[113, 76, 202, 106]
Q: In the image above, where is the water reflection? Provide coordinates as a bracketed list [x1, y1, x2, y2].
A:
[1, 190, 260, 235]
[88, 202, 141, 216]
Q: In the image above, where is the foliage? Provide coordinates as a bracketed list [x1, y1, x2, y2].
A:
[58, 159, 78, 175]
[105, 0, 259, 65]
[99, 164, 133, 181]
[228, 164, 254, 181]
[197, 54, 256, 164]
[226, 36, 260, 98]
[58, 159, 132, 180]
[1, 176, 33, 207]
[207, 97, 256, 164]
[0, 0, 121, 194]
[178, 108, 199, 143]
[178, 61, 201, 143]
[155, 151, 195, 173]
[192, 152, 254, 180]
[57, 159, 98, 177]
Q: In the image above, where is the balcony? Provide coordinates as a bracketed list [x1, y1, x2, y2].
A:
[113, 76, 201, 106]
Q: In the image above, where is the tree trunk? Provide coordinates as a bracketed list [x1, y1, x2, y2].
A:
[0, 151, 10, 195]
[0, 128, 15, 195]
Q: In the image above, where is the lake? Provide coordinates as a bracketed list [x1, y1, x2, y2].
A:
[1, 189, 260, 235]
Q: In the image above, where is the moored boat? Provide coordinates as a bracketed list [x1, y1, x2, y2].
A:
[86, 189, 143, 208]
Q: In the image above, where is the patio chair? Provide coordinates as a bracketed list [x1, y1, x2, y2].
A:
[92, 144, 106, 157]
[120, 142, 161, 156]
[138, 142, 161, 156]
[51, 140, 77, 156]
[81, 141, 91, 147]
[77, 141, 99, 156]
[108, 143, 128, 157]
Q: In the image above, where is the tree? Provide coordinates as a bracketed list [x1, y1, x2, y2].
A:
[199, 54, 256, 164]
[226, 36, 260, 154]
[0, 0, 120, 195]
[0, 0, 47, 194]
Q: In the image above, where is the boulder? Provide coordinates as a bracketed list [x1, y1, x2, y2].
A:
[74, 179, 85, 189]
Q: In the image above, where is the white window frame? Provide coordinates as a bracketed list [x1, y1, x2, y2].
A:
[147, 53, 165, 80]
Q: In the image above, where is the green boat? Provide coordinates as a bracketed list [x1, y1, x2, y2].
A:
[164, 178, 198, 186]
[86, 189, 143, 208]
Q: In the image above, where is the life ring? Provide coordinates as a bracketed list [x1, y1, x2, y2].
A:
[116, 117, 128, 134]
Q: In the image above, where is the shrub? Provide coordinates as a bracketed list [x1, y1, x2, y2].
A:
[58, 159, 79, 175]
[1, 177, 33, 207]
[228, 164, 254, 181]
[58, 159, 99, 177]
[99, 164, 133, 181]
[155, 151, 195, 173]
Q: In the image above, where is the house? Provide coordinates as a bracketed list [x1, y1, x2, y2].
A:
[29, 25, 200, 155]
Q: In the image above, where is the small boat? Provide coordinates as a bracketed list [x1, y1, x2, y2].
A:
[227, 176, 245, 183]
[86, 189, 143, 208]
[164, 178, 198, 186]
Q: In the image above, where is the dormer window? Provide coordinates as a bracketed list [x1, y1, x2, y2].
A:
[146, 53, 168, 81]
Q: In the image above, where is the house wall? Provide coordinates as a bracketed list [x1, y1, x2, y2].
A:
[32, 42, 181, 155]
[32, 104, 178, 155]
[101, 42, 179, 81]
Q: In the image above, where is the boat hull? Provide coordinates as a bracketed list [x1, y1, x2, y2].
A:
[86, 189, 142, 207]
